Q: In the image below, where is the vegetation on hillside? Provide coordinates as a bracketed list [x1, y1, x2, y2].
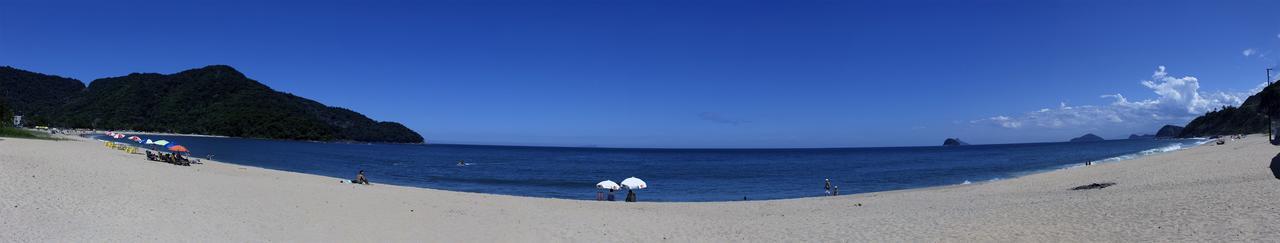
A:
[0, 65, 423, 143]
[0, 66, 85, 125]
[0, 99, 10, 127]
[1179, 105, 1267, 137]
[1179, 80, 1280, 138]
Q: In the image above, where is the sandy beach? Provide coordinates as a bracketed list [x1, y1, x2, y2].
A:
[3, 135, 1279, 242]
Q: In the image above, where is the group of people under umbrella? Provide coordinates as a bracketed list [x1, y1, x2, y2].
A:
[105, 131, 194, 166]
[595, 177, 646, 202]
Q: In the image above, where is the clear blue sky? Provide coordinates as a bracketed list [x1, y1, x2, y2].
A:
[3, 0, 1279, 148]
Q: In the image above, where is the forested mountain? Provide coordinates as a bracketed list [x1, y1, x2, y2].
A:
[1178, 92, 1268, 138]
[0, 66, 85, 125]
[0, 65, 423, 143]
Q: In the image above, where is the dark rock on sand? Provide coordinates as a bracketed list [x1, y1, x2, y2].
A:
[1070, 182, 1116, 190]
[1270, 153, 1280, 179]
[943, 138, 969, 146]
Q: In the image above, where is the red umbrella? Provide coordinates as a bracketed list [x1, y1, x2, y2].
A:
[128, 136, 142, 142]
[167, 145, 189, 153]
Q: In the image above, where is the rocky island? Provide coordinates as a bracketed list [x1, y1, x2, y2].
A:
[943, 138, 969, 146]
[1069, 133, 1105, 142]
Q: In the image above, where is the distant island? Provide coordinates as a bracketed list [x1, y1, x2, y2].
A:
[1069, 133, 1104, 142]
[0, 65, 424, 143]
[942, 138, 969, 146]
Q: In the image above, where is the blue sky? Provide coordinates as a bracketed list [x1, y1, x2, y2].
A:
[3, 0, 1279, 148]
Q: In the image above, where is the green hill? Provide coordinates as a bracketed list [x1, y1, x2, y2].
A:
[0, 66, 86, 125]
[1178, 81, 1277, 138]
[0, 65, 423, 143]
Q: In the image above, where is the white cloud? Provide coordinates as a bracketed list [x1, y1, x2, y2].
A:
[1244, 48, 1257, 57]
[972, 66, 1257, 132]
[980, 116, 1022, 128]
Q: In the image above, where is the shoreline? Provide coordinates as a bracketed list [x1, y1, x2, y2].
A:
[90, 131, 1208, 202]
[4, 134, 1279, 241]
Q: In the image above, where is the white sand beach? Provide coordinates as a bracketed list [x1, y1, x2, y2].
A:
[3, 135, 1279, 241]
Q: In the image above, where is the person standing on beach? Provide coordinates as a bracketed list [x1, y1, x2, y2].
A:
[824, 179, 832, 196]
[625, 189, 637, 202]
[607, 189, 616, 201]
[833, 186, 840, 196]
[596, 190, 604, 201]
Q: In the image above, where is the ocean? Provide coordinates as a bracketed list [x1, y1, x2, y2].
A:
[94, 134, 1205, 202]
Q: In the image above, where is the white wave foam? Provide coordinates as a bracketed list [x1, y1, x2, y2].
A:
[1088, 140, 1205, 165]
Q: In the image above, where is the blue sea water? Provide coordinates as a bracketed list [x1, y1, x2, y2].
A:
[96, 134, 1205, 202]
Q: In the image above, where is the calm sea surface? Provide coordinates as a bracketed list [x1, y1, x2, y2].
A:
[95, 134, 1204, 202]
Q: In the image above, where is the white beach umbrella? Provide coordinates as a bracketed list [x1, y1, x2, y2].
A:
[145, 139, 155, 145]
[596, 180, 620, 190]
[152, 140, 170, 146]
[620, 177, 647, 190]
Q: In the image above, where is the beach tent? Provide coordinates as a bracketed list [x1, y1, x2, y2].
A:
[596, 180, 620, 190]
[145, 139, 155, 145]
[620, 177, 647, 190]
[167, 145, 189, 153]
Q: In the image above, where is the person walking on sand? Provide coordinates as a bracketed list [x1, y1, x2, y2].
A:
[824, 179, 833, 196]
[354, 170, 370, 185]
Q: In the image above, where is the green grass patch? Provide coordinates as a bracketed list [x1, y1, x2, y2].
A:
[0, 127, 58, 140]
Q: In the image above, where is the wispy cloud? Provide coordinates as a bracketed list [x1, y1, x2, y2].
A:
[1243, 48, 1258, 57]
[972, 66, 1256, 131]
[698, 112, 748, 125]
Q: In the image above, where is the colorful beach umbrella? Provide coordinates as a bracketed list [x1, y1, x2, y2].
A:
[128, 136, 142, 142]
[113, 133, 125, 139]
[167, 145, 189, 153]
[620, 177, 647, 190]
[596, 180, 620, 190]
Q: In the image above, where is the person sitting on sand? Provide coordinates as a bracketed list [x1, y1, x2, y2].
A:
[146, 150, 156, 161]
[625, 189, 637, 202]
[354, 170, 370, 185]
